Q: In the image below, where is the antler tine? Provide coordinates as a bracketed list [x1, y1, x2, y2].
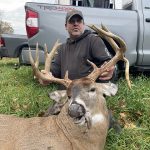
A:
[29, 41, 72, 88]
[87, 24, 131, 89]
[28, 43, 39, 79]
[88, 24, 126, 53]
[44, 40, 61, 73]
[101, 24, 126, 53]
[86, 60, 101, 82]
[101, 24, 119, 53]
[123, 57, 131, 88]
[28, 46, 41, 78]
[35, 43, 39, 68]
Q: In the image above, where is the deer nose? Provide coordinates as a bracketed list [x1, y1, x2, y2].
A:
[68, 101, 85, 118]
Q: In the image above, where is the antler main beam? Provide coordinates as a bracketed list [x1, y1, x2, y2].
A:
[87, 24, 131, 89]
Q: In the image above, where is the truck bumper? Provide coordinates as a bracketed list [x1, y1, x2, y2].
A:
[0, 47, 8, 57]
[130, 66, 150, 72]
[19, 47, 45, 64]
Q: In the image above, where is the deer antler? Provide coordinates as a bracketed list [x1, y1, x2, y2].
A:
[87, 24, 131, 89]
[29, 41, 72, 88]
[29, 25, 131, 89]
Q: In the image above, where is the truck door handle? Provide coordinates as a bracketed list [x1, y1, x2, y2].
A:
[145, 7, 150, 9]
[145, 18, 150, 22]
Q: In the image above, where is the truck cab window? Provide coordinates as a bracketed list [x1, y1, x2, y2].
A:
[72, 0, 82, 6]
[72, 0, 91, 7]
[122, 0, 133, 10]
[71, 0, 112, 8]
[93, 0, 110, 8]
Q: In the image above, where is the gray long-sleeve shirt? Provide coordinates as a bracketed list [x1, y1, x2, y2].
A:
[51, 30, 111, 80]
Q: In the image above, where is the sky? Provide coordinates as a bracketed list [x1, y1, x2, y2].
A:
[0, 0, 57, 35]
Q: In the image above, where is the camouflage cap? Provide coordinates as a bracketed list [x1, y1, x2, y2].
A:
[65, 10, 83, 23]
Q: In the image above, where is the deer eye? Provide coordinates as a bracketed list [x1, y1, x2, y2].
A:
[68, 95, 71, 99]
[90, 87, 96, 92]
[103, 94, 106, 98]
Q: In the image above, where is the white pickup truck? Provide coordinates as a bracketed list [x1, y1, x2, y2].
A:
[21, 0, 150, 73]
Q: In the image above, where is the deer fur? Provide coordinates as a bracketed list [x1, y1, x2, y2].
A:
[0, 81, 117, 150]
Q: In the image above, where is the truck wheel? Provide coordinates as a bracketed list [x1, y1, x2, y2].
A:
[19, 53, 23, 65]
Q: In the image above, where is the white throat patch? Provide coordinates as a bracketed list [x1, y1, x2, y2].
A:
[92, 113, 105, 125]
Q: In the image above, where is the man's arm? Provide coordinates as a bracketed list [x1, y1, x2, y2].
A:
[50, 47, 61, 78]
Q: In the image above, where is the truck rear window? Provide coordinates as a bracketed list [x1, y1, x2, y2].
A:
[55, 0, 113, 9]
[54, 0, 133, 10]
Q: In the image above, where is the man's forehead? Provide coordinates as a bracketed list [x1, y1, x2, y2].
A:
[69, 15, 83, 20]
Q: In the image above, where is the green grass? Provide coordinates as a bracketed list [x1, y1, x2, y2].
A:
[0, 58, 150, 149]
[106, 76, 150, 150]
[0, 58, 57, 117]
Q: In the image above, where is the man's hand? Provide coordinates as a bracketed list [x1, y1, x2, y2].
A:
[37, 70, 53, 86]
[99, 62, 115, 81]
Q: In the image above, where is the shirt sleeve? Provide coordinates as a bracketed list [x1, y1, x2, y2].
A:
[50, 46, 61, 78]
[90, 34, 112, 66]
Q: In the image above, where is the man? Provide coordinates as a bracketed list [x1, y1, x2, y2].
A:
[50, 9, 114, 85]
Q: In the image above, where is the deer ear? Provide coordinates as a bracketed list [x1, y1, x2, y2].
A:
[48, 90, 66, 102]
[97, 82, 118, 97]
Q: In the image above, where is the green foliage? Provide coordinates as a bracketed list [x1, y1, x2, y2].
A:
[0, 58, 150, 149]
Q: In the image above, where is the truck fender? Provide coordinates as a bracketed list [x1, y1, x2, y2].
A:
[14, 42, 29, 57]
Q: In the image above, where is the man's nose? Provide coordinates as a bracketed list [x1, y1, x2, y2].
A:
[73, 21, 79, 25]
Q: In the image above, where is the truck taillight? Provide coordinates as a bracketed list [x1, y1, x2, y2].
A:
[0, 37, 5, 47]
[26, 9, 39, 38]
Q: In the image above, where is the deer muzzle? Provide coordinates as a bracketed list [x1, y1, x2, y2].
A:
[68, 101, 86, 119]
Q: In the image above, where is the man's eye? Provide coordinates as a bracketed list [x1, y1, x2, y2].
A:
[69, 19, 82, 24]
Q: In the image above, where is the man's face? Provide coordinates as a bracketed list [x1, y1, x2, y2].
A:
[65, 15, 85, 39]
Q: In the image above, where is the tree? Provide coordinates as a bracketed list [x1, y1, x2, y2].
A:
[0, 21, 14, 34]
[0, 11, 14, 35]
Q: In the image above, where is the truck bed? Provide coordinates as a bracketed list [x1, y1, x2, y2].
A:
[0, 34, 28, 58]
